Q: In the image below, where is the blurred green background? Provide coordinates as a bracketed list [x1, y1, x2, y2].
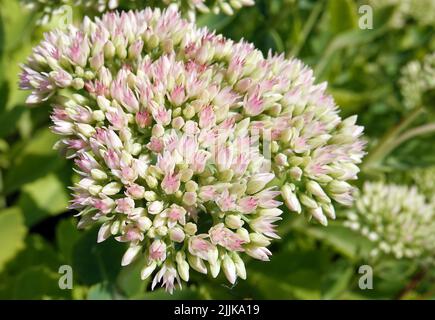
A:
[0, 0, 434, 300]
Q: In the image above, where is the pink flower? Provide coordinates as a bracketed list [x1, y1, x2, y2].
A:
[126, 184, 145, 199]
[199, 105, 216, 129]
[209, 223, 245, 251]
[216, 189, 237, 212]
[151, 262, 181, 294]
[161, 173, 181, 195]
[136, 110, 152, 128]
[250, 215, 281, 239]
[165, 205, 186, 228]
[238, 196, 258, 213]
[245, 246, 272, 261]
[116, 197, 135, 214]
[149, 240, 167, 262]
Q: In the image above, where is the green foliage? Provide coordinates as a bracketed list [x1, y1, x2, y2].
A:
[0, 0, 434, 300]
[0, 207, 27, 272]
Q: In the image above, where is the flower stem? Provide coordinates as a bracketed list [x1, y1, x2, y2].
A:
[289, 0, 324, 58]
[395, 268, 427, 300]
[391, 123, 435, 150]
[362, 107, 424, 171]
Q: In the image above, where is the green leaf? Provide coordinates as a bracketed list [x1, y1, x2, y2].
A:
[87, 282, 115, 300]
[56, 218, 81, 264]
[12, 266, 71, 299]
[72, 226, 126, 286]
[116, 255, 148, 298]
[321, 259, 353, 299]
[327, 0, 358, 34]
[304, 224, 374, 260]
[0, 207, 27, 272]
[19, 173, 70, 227]
[247, 248, 332, 299]
[3, 234, 63, 278]
[0, 104, 25, 138]
[4, 128, 65, 194]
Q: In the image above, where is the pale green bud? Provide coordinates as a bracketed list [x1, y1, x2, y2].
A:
[222, 254, 237, 284]
[249, 233, 271, 247]
[187, 254, 207, 274]
[225, 215, 244, 229]
[141, 261, 157, 280]
[92, 110, 105, 122]
[185, 181, 198, 193]
[180, 168, 194, 182]
[231, 253, 247, 280]
[210, 262, 221, 279]
[88, 184, 102, 196]
[306, 181, 330, 203]
[184, 222, 197, 235]
[281, 184, 301, 213]
[236, 228, 251, 243]
[102, 182, 122, 195]
[144, 191, 157, 201]
[76, 123, 95, 137]
[145, 175, 158, 189]
[299, 193, 318, 209]
[91, 168, 108, 180]
[183, 105, 195, 119]
[156, 226, 168, 236]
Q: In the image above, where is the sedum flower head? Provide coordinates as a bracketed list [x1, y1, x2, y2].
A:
[399, 52, 435, 110]
[409, 166, 435, 201]
[19, 5, 365, 291]
[344, 182, 435, 262]
[369, 0, 435, 28]
[19, 7, 282, 293]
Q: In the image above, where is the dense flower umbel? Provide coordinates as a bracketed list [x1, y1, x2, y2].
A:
[22, 0, 255, 24]
[409, 166, 435, 201]
[19, 7, 283, 293]
[344, 182, 435, 262]
[369, 0, 435, 28]
[399, 52, 435, 110]
[20, 6, 365, 291]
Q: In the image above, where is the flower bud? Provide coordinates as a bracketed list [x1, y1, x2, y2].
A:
[90, 169, 107, 181]
[249, 233, 271, 247]
[187, 254, 207, 274]
[232, 253, 247, 280]
[246, 173, 274, 194]
[122, 245, 142, 266]
[147, 201, 164, 215]
[210, 262, 221, 278]
[225, 215, 244, 229]
[102, 182, 122, 195]
[222, 254, 237, 284]
[281, 184, 301, 213]
[236, 228, 251, 243]
[184, 222, 197, 235]
[169, 227, 185, 243]
[141, 261, 157, 280]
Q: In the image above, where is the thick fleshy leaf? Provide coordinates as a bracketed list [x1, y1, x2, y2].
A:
[0, 207, 27, 272]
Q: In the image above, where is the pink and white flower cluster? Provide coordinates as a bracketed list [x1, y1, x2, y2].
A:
[19, 7, 364, 292]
